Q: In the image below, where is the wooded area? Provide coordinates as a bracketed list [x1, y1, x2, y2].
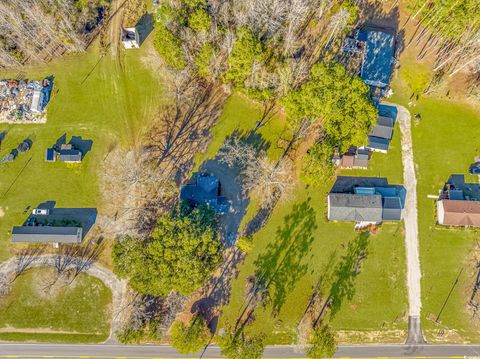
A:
[0, 0, 109, 67]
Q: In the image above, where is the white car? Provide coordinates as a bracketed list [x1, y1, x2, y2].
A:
[32, 208, 49, 215]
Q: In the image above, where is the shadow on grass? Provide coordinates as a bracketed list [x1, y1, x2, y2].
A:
[312, 232, 370, 326]
[235, 199, 317, 326]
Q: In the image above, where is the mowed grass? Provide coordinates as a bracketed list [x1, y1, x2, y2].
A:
[391, 49, 480, 342]
[203, 94, 408, 344]
[0, 42, 163, 261]
[0, 268, 112, 343]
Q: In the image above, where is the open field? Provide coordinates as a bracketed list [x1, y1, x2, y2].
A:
[0, 268, 112, 343]
[199, 93, 408, 344]
[0, 42, 163, 262]
[391, 43, 480, 342]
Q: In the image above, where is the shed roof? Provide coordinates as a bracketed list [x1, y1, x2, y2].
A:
[371, 125, 393, 139]
[367, 136, 390, 151]
[12, 226, 83, 243]
[377, 116, 394, 127]
[59, 149, 82, 162]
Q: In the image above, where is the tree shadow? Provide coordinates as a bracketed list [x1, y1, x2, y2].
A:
[236, 199, 317, 326]
[313, 232, 370, 325]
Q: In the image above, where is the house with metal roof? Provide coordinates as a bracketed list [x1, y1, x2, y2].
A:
[328, 176, 405, 223]
[180, 172, 231, 214]
[437, 175, 480, 227]
[340, 147, 370, 169]
[358, 29, 395, 88]
[12, 226, 82, 243]
[59, 149, 82, 162]
[366, 111, 396, 153]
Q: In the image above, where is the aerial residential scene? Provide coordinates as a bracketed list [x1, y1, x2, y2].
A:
[0, 0, 479, 358]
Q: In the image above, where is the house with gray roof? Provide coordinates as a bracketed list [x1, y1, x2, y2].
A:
[12, 226, 82, 243]
[366, 112, 396, 153]
[328, 176, 405, 223]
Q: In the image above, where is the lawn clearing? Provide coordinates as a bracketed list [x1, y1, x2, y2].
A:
[0, 42, 164, 262]
[200, 94, 408, 344]
[391, 43, 480, 342]
[0, 267, 112, 343]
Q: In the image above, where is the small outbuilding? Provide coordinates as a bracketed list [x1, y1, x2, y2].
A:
[122, 14, 154, 49]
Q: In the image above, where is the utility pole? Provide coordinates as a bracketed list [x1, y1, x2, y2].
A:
[436, 268, 463, 323]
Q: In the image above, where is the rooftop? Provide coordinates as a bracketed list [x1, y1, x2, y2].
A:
[359, 29, 395, 88]
[12, 226, 83, 243]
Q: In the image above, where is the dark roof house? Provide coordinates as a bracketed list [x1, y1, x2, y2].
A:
[12, 226, 82, 243]
[358, 29, 395, 88]
[328, 176, 405, 223]
[366, 136, 390, 153]
[180, 172, 231, 214]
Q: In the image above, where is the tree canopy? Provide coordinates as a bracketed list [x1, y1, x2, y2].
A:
[283, 62, 377, 152]
[307, 323, 337, 359]
[112, 204, 222, 296]
[170, 317, 211, 354]
[225, 27, 263, 88]
[218, 328, 265, 359]
[153, 24, 186, 70]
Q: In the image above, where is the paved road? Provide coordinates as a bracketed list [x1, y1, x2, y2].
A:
[3, 343, 480, 358]
[388, 103, 424, 344]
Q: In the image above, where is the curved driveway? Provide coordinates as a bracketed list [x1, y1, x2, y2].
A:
[0, 255, 127, 343]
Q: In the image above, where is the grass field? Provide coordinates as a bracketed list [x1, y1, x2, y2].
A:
[0, 43, 163, 262]
[201, 93, 408, 344]
[0, 268, 112, 343]
[391, 47, 480, 342]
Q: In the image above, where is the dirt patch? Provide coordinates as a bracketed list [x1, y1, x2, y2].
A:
[336, 329, 407, 344]
[0, 207, 4, 217]
[30, 268, 79, 300]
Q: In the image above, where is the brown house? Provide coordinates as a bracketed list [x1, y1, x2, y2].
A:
[437, 200, 480, 227]
[437, 175, 480, 227]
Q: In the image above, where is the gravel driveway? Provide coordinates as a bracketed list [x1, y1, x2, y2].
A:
[387, 102, 425, 344]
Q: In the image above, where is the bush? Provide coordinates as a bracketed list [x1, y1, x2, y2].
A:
[153, 25, 186, 70]
[170, 318, 210, 354]
[195, 43, 214, 78]
[188, 8, 211, 32]
[237, 235, 254, 253]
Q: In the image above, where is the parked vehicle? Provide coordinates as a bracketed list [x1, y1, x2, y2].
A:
[32, 208, 49, 215]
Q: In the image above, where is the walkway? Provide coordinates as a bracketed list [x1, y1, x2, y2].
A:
[0, 255, 127, 343]
[388, 103, 424, 344]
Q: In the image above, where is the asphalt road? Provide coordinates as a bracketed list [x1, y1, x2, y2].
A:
[2, 343, 480, 358]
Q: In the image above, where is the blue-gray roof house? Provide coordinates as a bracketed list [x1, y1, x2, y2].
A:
[180, 173, 231, 214]
[358, 30, 395, 88]
[328, 176, 405, 223]
[367, 136, 390, 153]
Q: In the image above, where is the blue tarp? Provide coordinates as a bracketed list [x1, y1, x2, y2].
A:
[360, 30, 395, 88]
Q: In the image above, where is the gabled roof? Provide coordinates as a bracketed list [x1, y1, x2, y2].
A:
[440, 199, 480, 227]
[328, 193, 383, 222]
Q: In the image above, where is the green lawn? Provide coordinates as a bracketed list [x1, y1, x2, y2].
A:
[391, 49, 480, 342]
[0, 268, 112, 343]
[202, 94, 408, 344]
[0, 42, 164, 261]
